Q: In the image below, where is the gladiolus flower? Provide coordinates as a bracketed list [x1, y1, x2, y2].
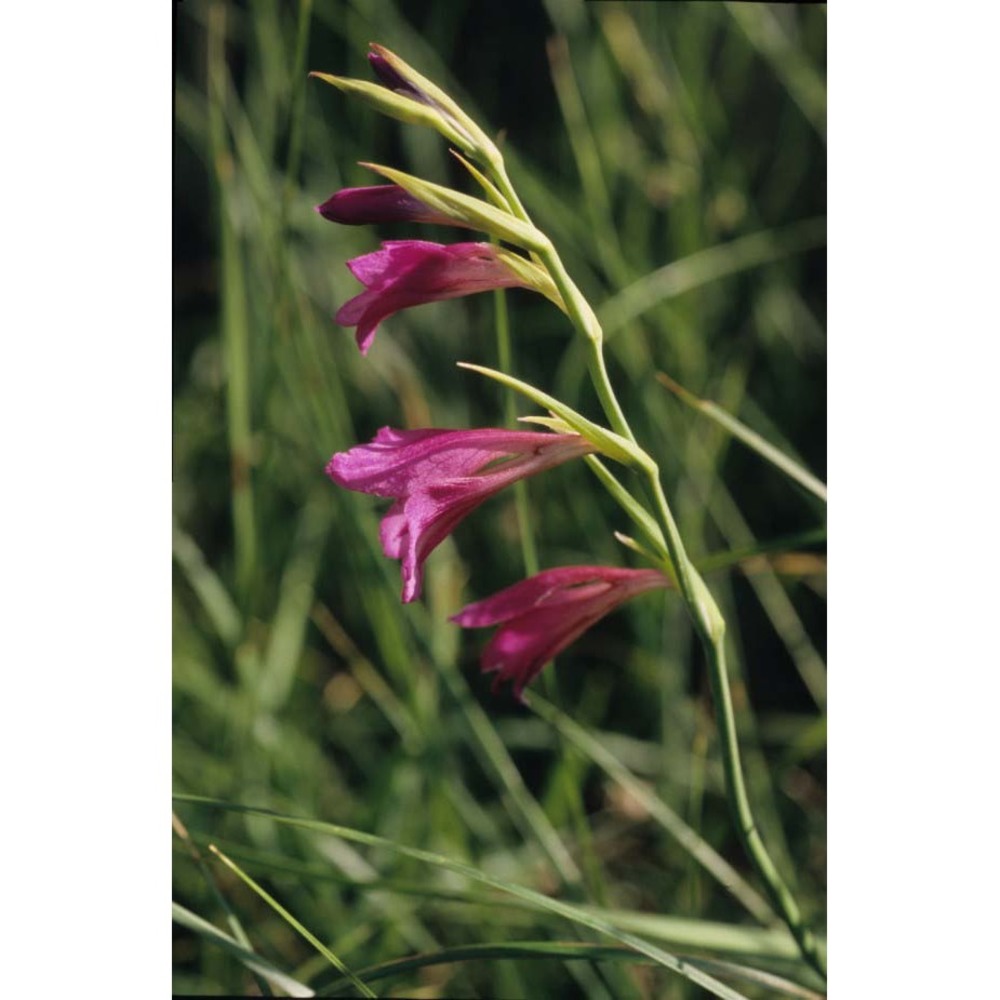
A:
[327, 427, 595, 603]
[451, 566, 670, 700]
[316, 185, 469, 228]
[335, 240, 538, 354]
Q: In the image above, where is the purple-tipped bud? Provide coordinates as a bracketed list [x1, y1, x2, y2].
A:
[315, 185, 466, 228]
[327, 428, 595, 603]
[367, 50, 426, 103]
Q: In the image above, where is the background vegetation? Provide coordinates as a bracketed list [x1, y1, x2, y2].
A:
[173, 1, 826, 996]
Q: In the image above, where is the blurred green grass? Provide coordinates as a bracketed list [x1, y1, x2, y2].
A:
[173, 1, 826, 996]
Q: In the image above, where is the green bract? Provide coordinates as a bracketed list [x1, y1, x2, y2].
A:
[457, 362, 645, 468]
[309, 72, 477, 155]
[360, 163, 550, 253]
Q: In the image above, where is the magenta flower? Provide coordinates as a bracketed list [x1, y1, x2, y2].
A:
[451, 566, 670, 700]
[335, 240, 533, 354]
[327, 427, 595, 603]
[317, 185, 469, 228]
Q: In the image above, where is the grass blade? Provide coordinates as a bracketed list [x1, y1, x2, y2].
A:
[178, 796, 753, 999]
[528, 696, 777, 926]
[658, 372, 827, 502]
[173, 901, 314, 998]
[172, 523, 243, 648]
[208, 844, 376, 997]
[598, 219, 826, 336]
[318, 942, 825, 1000]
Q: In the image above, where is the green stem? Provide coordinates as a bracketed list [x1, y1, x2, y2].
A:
[646, 470, 825, 980]
[703, 635, 827, 978]
[485, 149, 825, 981]
[494, 282, 538, 576]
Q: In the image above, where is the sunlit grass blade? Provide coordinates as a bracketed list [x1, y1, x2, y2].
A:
[316, 940, 644, 994]
[684, 956, 826, 1000]
[316, 941, 825, 999]
[207, 844, 376, 998]
[598, 218, 826, 336]
[657, 372, 827, 502]
[528, 696, 777, 926]
[585, 909, 815, 964]
[172, 523, 243, 648]
[177, 797, 753, 999]
[173, 902, 314, 998]
[173, 814, 273, 996]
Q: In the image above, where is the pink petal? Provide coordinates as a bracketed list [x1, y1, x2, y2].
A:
[450, 566, 649, 627]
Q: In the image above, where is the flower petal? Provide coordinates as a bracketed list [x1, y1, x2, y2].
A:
[452, 566, 670, 697]
[328, 428, 595, 602]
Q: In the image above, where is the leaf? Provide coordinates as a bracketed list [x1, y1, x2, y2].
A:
[208, 845, 376, 997]
[172, 902, 315, 998]
[176, 796, 753, 1000]
[658, 372, 827, 502]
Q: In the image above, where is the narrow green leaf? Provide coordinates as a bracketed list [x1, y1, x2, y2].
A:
[695, 528, 827, 575]
[177, 797, 752, 1000]
[172, 902, 315, 998]
[172, 523, 242, 648]
[208, 845, 376, 998]
[257, 496, 331, 712]
[658, 372, 827, 502]
[317, 941, 825, 1000]
[598, 219, 826, 335]
[529, 697, 778, 926]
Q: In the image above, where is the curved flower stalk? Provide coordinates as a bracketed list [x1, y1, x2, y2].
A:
[327, 427, 595, 602]
[451, 566, 669, 700]
[336, 240, 556, 354]
[312, 43, 826, 981]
